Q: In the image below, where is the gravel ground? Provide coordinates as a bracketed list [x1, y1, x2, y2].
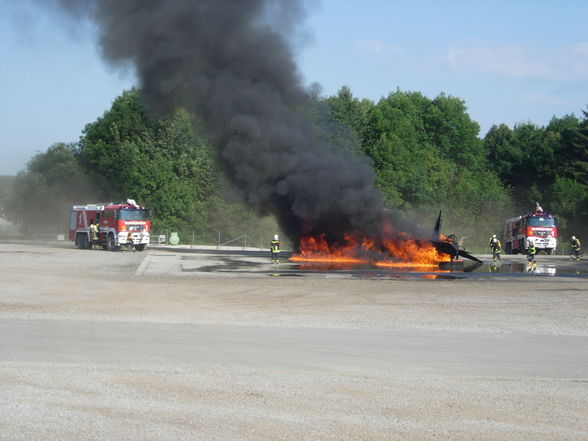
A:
[0, 242, 587, 441]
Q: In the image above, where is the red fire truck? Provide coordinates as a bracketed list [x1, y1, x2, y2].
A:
[503, 211, 558, 255]
[69, 199, 151, 251]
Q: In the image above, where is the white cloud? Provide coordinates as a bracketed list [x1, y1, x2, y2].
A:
[355, 40, 403, 56]
[356, 39, 384, 54]
[443, 44, 588, 81]
[571, 42, 588, 55]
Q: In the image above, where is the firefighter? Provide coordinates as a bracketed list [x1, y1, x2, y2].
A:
[270, 234, 280, 263]
[526, 240, 536, 263]
[89, 222, 99, 245]
[488, 234, 501, 261]
[570, 236, 581, 261]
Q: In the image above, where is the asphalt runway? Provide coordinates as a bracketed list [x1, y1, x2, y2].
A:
[140, 245, 588, 279]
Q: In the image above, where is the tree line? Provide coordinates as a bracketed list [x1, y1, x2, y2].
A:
[1, 87, 586, 249]
[324, 86, 587, 246]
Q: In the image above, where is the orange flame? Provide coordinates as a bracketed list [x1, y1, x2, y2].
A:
[291, 233, 366, 264]
[290, 223, 450, 270]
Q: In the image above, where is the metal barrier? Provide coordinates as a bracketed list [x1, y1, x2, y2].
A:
[150, 231, 290, 251]
[219, 233, 261, 250]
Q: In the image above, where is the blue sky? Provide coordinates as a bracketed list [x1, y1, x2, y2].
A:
[1, 0, 587, 175]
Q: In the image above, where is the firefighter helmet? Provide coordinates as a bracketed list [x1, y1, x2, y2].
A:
[572, 236, 576, 240]
[274, 234, 279, 241]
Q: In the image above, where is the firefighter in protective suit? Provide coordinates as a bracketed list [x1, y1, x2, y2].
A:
[270, 234, 280, 263]
[89, 222, 99, 246]
[570, 236, 581, 261]
[526, 240, 537, 263]
[488, 234, 501, 261]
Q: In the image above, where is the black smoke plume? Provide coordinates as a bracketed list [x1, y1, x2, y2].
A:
[48, 0, 387, 247]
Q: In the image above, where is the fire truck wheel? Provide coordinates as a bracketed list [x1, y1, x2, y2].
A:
[135, 244, 146, 252]
[76, 233, 89, 250]
[106, 233, 118, 251]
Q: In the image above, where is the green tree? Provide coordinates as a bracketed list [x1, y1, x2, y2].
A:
[424, 93, 484, 169]
[484, 123, 517, 179]
[550, 113, 588, 184]
[79, 89, 154, 199]
[79, 89, 219, 235]
[485, 122, 547, 207]
[326, 86, 373, 147]
[548, 176, 588, 235]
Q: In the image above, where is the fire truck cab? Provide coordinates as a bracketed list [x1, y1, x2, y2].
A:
[69, 199, 151, 251]
[503, 212, 558, 255]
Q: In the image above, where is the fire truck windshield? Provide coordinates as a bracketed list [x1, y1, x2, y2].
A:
[527, 216, 556, 227]
[118, 209, 149, 221]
